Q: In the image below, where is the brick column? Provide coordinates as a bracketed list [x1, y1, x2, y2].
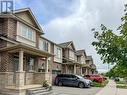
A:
[16, 50, 25, 87]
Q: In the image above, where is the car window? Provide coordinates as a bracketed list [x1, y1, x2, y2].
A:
[57, 74, 63, 77]
[71, 75, 77, 78]
[63, 74, 71, 78]
[76, 75, 84, 79]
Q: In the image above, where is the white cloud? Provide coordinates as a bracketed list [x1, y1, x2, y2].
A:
[43, 0, 126, 73]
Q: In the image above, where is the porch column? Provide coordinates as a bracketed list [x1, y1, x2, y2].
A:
[65, 65, 68, 74]
[19, 50, 24, 72]
[45, 58, 49, 73]
[74, 64, 76, 74]
[16, 50, 25, 87]
[80, 66, 82, 75]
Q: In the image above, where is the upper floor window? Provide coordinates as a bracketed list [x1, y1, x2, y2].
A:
[39, 39, 49, 52]
[28, 28, 33, 40]
[19, 22, 34, 41]
[55, 47, 61, 59]
[69, 50, 75, 60]
[43, 41, 49, 51]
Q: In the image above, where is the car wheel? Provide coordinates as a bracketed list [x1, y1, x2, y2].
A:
[78, 82, 84, 88]
[58, 81, 62, 86]
[87, 84, 91, 88]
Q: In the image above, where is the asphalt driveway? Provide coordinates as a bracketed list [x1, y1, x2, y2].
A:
[52, 86, 101, 95]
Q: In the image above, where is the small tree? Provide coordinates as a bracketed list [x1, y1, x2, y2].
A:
[92, 5, 127, 79]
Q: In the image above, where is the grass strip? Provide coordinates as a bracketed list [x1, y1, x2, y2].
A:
[92, 80, 109, 87]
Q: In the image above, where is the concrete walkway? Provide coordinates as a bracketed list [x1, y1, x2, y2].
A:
[117, 88, 127, 95]
[95, 80, 127, 95]
[95, 80, 117, 95]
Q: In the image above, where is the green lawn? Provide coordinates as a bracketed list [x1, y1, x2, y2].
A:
[92, 80, 109, 87]
[116, 81, 127, 89]
[116, 85, 127, 89]
[116, 81, 125, 84]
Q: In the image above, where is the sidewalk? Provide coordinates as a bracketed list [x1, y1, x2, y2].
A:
[95, 80, 127, 95]
[117, 88, 127, 95]
[95, 80, 117, 95]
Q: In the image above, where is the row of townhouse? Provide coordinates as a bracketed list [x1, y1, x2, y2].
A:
[0, 8, 97, 95]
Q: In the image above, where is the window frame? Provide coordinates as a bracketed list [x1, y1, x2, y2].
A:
[28, 57, 34, 72]
[19, 22, 34, 41]
[56, 47, 61, 59]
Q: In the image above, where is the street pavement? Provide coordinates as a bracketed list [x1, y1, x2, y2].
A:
[53, 86, 101, 95]
[53, 80, 127, 95]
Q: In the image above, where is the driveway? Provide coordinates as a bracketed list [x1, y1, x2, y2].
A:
[52, 86, 101, 95]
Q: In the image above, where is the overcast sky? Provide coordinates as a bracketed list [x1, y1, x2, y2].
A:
[15, 0, 127, 73]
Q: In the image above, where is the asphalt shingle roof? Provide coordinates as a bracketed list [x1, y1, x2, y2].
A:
[76, 50, 85, 56]
[86, 56, 93, 61]
[59, 41, 72, 48]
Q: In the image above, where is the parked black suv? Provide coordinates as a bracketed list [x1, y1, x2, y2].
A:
[54, 74, 92, 88]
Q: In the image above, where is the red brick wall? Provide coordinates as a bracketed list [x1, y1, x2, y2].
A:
[0, 52, 9, 72]
[0, 40, 7, 48]
[0, 18, 3, 35]
[36, 32, 40, 48]
[7, 18, 17, 39]
[52, 62, 62, 71]
[0, 18, 8, 36]
[0, 18, 8, 48]
[0, 18, 17, 48]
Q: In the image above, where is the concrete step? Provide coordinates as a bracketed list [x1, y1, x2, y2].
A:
[36, 91, 53, 95]
[27, 87, 53, 95]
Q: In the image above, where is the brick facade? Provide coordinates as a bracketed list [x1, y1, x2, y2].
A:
[7, 18, 17, 39]
[0, 18, 8, 36]
[0, 52, 9, 72]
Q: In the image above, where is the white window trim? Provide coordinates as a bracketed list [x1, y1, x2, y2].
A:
[18, 22, 35, 41]
[55, 47, 62, 59]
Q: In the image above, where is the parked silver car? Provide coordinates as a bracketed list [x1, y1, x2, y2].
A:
[55, 74, 92, 88]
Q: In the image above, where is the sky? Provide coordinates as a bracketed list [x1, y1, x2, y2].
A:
[14, 0, 127, 73]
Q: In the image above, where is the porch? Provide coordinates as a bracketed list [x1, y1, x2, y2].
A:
[0, 44, 53, 90]
[62, 60, 82, 75]
[82, 63, 97, 75]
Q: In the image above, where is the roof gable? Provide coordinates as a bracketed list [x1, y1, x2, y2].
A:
[76, 50, 87, 57]
[14, 8, 42, 32]
[68, 42, 75, 50]
[86, 56, 93, 61]
[59, 41, 75, 50]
